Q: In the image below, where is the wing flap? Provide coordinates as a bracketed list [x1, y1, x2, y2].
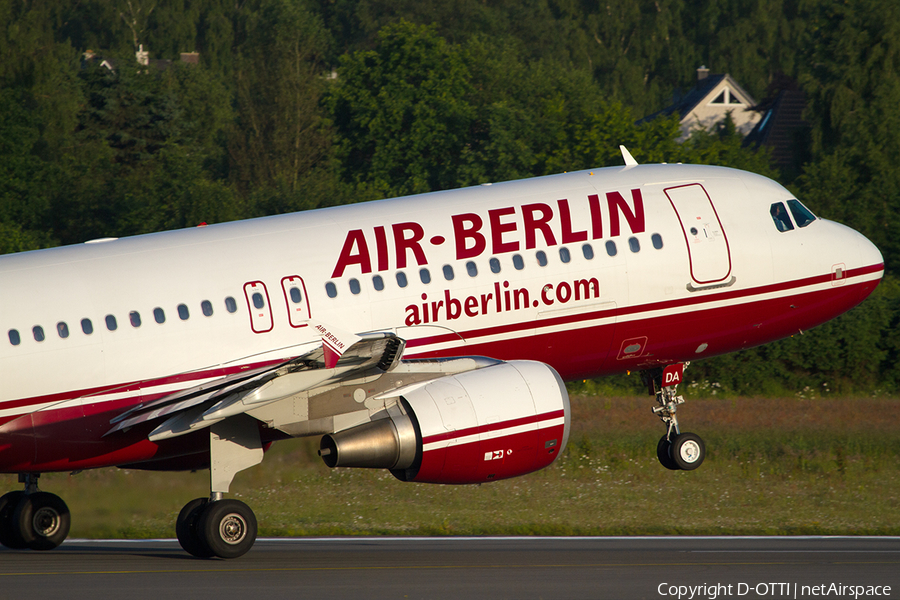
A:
[107, 329, 405, 440]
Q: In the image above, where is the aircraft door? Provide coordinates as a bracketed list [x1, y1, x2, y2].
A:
[281, 276, 311, 328]
[244, 281, 274, 333]
[665, 184, 732, 284]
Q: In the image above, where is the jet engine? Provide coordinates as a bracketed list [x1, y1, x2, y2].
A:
[318, 360, 570, 484]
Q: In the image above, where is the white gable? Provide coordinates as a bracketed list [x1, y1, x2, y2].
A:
[678, 76, 761, 141]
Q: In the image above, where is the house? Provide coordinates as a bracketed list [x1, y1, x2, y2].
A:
[643, 67, 762, 141]
[82, 45, 199, 73]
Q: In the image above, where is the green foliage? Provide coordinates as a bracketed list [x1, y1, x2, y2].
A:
[0, 0, 898, 393]
[229, 0, 335, 208]
[329, 21, 477, 197]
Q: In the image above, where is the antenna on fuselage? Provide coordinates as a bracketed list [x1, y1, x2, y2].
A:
[619, 145, 639, 166]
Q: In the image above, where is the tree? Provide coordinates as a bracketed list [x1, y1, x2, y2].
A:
[228, 0, 338, 214]
[328, 21, 477, 198]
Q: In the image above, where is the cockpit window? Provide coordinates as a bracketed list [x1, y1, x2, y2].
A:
[770, 202, 794, 232]
[787, 199, 816, 228]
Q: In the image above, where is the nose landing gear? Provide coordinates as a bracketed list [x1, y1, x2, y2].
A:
[644, 363, 706, 471]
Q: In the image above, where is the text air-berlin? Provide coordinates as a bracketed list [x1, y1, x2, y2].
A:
[331, 189, 645, 278]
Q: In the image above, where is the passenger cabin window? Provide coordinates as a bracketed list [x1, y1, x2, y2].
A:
[81, 319, 93, 335]
[652, 233, 663, 249]
[396, 272, 408, 288]
[490, 258, 501, 274]
[373, 275, 384, 291]
[251, 294, 264, 310]
[582, 244, 594, 260]
[105, 315, 117, 331]
[788, 199, 816, 228]
[349, 279, 361, 295]
[770, 202, 794, 232]
[419, 268, 431, 284]
[201, 300, 214, 316]
[536, 251, 547, 266]
[33, 326, 45, 342]
[154, 308, 166, 324]
[225, 297, 238, 313]
[57, 322, 69, 338]
[129, 311, 141, 328]
[559, 247, 571, 263]
[606, 241, 617, 257]
[325, 282, 337, 298]
[513, 255, 525, 270]
[178, 304, 190, 320]
[443, 265, 454, 280]
[466, 261, 478, 277]
[8, 329, 20, 346]
[629, 237, 640, 253]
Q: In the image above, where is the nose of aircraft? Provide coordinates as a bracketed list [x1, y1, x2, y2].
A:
[835, 220, 884, 301]
[858, 229, 885, 277]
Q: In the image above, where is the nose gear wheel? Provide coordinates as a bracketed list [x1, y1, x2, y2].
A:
[643, 363, 706, 471]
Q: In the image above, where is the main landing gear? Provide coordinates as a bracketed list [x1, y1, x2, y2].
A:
[176, 494, 257, 559]
[176, 415, 264, 559]
[643, 363, 706, 471]
[0, 474, 71, 551]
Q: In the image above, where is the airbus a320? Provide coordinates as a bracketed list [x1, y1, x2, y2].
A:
[0, 149, 883, 557]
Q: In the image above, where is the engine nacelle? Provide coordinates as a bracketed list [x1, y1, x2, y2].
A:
[318, 360, 570, 484]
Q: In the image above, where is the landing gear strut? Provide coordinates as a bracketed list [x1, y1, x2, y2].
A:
[0, 474, 71, 551]
[643, 363, 706, 471]
[176, 415, 263, 559]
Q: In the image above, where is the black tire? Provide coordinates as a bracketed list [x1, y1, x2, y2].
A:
[176, 497, 214, 558]
[198, 499, 257, 559]
[656, 435, 680, 470]
[671, 432, 706, 471]
[12, 492, 70, 551]
[0, 491, 28, 549]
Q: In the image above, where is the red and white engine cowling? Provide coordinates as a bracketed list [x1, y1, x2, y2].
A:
[318, 360, 570, 484]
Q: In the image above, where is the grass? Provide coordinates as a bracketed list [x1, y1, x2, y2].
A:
[2, 395, 898, 538]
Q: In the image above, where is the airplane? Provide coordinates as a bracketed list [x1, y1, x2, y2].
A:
[0, 148, 884, 558]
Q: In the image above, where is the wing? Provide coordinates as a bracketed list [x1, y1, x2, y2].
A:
[105, 324, 404, 442]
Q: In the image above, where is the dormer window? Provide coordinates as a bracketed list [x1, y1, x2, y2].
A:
[710, 88, 744, 105]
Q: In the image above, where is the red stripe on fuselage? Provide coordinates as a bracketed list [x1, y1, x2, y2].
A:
[0, 266, 881, 473]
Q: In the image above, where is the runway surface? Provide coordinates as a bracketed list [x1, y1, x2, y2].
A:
[2, 536, 899, 600]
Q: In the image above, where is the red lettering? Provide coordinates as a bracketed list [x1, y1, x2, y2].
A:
[374, 226, 389, 271]
[404, 304, 421, 326]
[444, 289, 461, 320]
[558, 199, 588, 243]
[541, 284, 554, 306]
[574, 278, 599, 300]
[522, 203, 557, 249]
[464, 296, 478, 317]
[452, 213, 486, 259]
[513, 288, 529, 310]
[331, 230, 371, 278]
[557, 282, 572, 303]
[489, 207, 519, 254]
[588, 194, 603, 240]
[393, 222, 427, 268]
[607, 188, 645, 237]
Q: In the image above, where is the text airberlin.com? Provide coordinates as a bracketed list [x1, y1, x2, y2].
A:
[658, 583, 892, 599]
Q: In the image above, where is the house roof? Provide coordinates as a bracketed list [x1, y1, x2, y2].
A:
[743, 87, 810, 172]
[640, 72, 758, 127]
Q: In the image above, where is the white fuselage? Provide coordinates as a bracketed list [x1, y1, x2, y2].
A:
[0, 164, 883, 472]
